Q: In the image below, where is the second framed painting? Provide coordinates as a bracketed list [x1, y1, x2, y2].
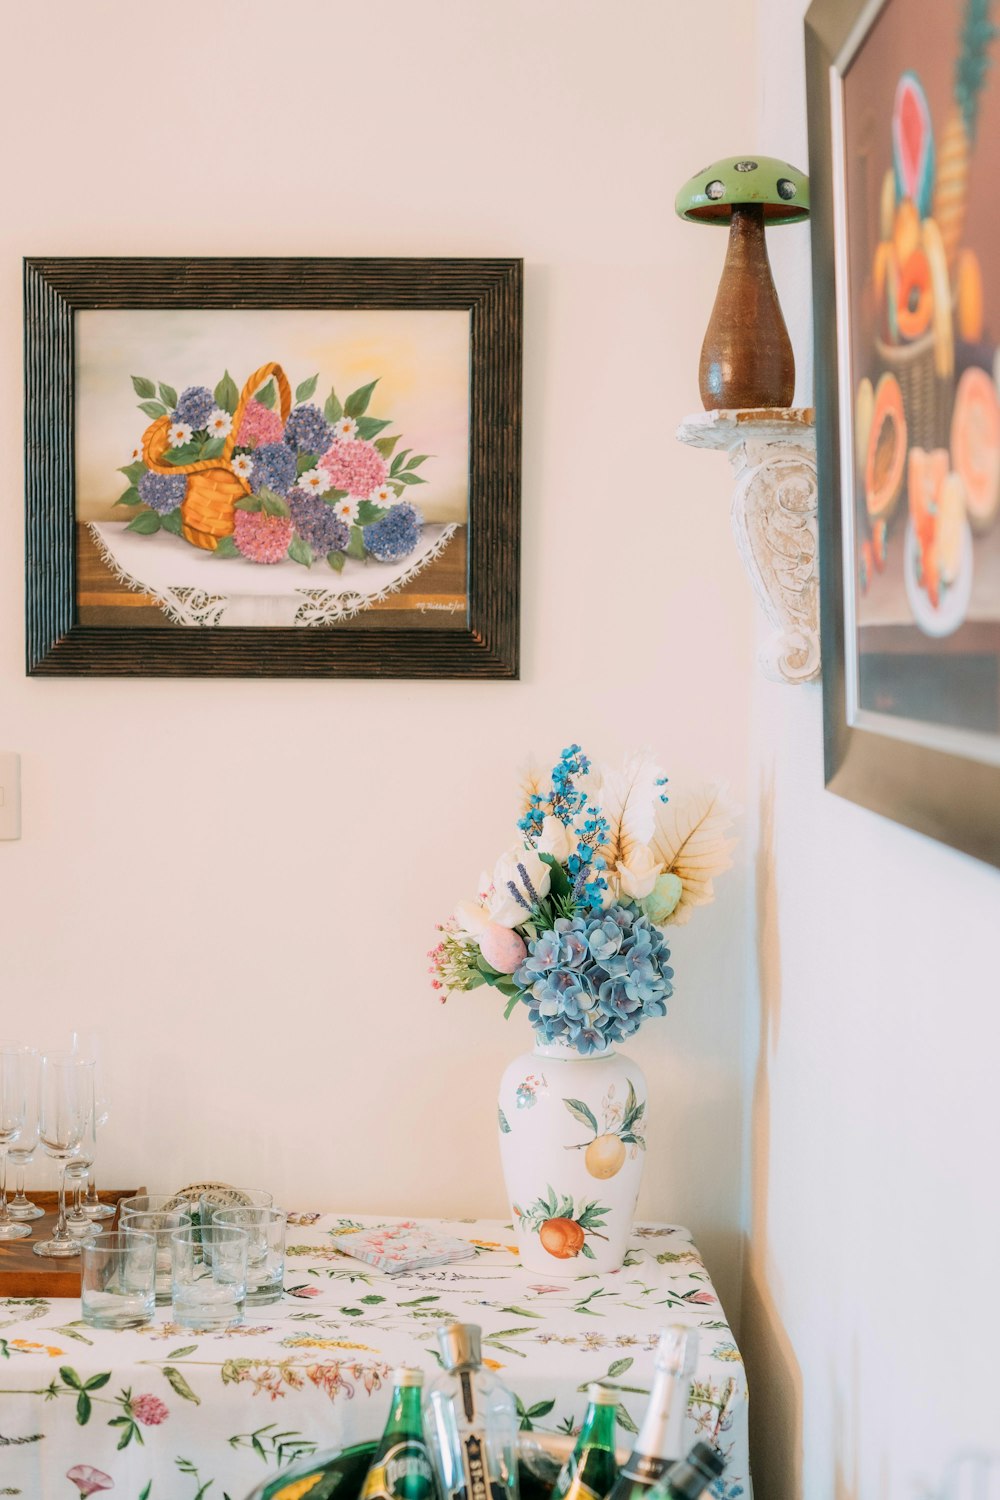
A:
[25, 257, 521, 677]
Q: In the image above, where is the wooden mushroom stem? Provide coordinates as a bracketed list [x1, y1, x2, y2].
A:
[699, 203, 795, 410]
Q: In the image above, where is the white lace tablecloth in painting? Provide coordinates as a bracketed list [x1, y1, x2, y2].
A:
[0, 1216, 749, 1500]
[89, 522, 458, 627]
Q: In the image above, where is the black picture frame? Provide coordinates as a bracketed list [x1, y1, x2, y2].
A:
[24, 256, 521, 678]
[805, 0, 1000, 868]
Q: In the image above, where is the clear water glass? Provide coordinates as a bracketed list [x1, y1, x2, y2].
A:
[171, 1225, 249, 1329]
[81, 1231, 155, 1329]
[198, 1189, 273, 1267]
[71, 1028, 115, 1220]
[215, 1207, 286, 1305]
[123, 1210, 190, 1304]
[8, 1045, 42, 1222]
[119, 1193, 180, 1219]
[0, 1042, 31, 1241]
[33, 1053, 95, 1259]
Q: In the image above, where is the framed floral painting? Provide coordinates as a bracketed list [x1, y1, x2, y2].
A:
[806, 0, 1000, 866]
[25, 258, 521, 677]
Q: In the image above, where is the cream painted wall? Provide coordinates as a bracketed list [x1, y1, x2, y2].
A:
[745, 3, 1000, 1496]
[0, 2, 757, 1316]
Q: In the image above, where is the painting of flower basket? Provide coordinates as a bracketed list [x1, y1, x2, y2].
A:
[25, 258, 521, 678]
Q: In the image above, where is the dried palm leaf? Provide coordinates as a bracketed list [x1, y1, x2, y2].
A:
[649, 785, 737, 925]
[598, 753, 667, 869]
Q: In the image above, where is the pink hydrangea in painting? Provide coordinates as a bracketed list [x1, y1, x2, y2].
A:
[233, 510, 294, 564]
[319, 439, 388, 498]
[129, 1392, 170, 1426]
[236, 398, 285, 449]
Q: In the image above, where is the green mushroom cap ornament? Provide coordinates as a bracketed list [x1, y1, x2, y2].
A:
[675, 155, 810, 410]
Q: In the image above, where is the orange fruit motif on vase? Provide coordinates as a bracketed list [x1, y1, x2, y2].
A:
[896, 247, 933, 341]
[956, 249, 984, 344]
[585, 1134, 627, 1180]
[539, 1218, 586, 1259]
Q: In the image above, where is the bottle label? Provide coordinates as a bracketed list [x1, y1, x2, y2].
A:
[620, 1454, 670, 1485]
[363, 1441, 436, 1500]
[460, 1433, 506, 1500]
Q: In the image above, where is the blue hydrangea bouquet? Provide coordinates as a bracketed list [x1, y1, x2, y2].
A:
[431, 746, 737, 1055]
[117, 362, 430, 566]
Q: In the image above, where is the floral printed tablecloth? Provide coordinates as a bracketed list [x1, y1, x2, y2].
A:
[0, 1215, 749, 1500]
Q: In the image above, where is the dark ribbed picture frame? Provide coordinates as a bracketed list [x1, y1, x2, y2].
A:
[25, 257, 521, 677]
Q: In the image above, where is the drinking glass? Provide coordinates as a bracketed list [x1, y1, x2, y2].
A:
[123, 1210, 190, 1304]
[33, 1053, 95, 1258]
[199, 1189, 273, 1267]
[0, 1042, 31, 1241]
[119, 1193, 182, 1219]
[171, 1225, 249, 1329]
[8, 1045, 43, 1221]
[81, 1231, 155, 1328]
[214, 1207, 286, 1305]
[71, 1028, 115, 1220]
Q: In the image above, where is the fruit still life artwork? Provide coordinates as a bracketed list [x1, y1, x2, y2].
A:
[845, 0, 1000, 736]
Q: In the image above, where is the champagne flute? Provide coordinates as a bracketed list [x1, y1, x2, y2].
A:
[0, 1042, 31, 1240]
[71, 1029, 115, 1220]
[33, 1053, 94, 1258]
[8, 1045, 43, 1221]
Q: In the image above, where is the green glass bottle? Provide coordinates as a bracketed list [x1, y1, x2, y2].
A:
[553, 1384, 620, 1500]
[361, 1368, 441, 1500]
[651, 1441, 726, 1500]
[604, 1328, 699, 1500]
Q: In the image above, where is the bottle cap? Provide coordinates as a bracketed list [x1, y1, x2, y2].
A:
[664, 1442, 726, 1492]
[393, 1367, 425, 1388]
[437, 1322, 482, 1370]
[587, 1383, 620, 1406]
[654, 1326, 699, 1380]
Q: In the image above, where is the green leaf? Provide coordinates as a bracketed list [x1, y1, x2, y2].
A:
[118, 460, 146, 485]
[359, 1294, 386, 1305]
[163, 440, 201, 465]
[390, 449, 412, 475]
[295, 374, 319, 404]
[215, 370, 239, 415]
[76, 1391, 92, 1424]
[607, 1357, 634, 1377]
[324, 388, 343, 423]
[564, 1099, 599, 1135]
[159, 508, 183, 536]
[59, 1365, 83, 1390]
[322, 489, 349, 505]
[343, 379, 378, 418]
[356, 500, 386, 526]
[526, 1400, 555, 1419]
[255, 378, 276, 410]
[580, 1242, 596, 1260]
[158, 382, 178, 409]
[404, 454, 429, 470]
[394, 470, 427, 486]
[354, 416, 391, 441]
[131, 376, 156, 399]
[126, 511, 161, 536]
[234, 495, 263, 513]
[296, 452, 320, 477]
[326, 550, 346, 572]
[139, 1484, 152, 1500]
[288, 536, 313, 568]
[538, 854, 571, 900]
[616, 1404, 638, 1435]
[259, 488, 290, 519]
[138, 400, 167, 420]
[200, 437, 225, 460]
[345, 525, 366, 561]
[374, 434, 400, 459]
[503, 994, 521, 1019]
[162, 1366, 201, 1405]
[339, 1307, 363, 1318]
[83, 1372, 111, 1390]
[115, 486, 141, 507]
[167, 1345, 199, 1360]
[214, 535, 240, 558]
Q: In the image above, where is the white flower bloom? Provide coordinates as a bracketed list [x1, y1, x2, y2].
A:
[300, 467, 330, 496]
[168, 422, 193, 448]
[206, 408, 233, 439]
[488, 848, 552, 927]
[231, 454, 254, 480]
[371, 482, 394, 506]
[616, 842, 663, 900]
[536, 815, 572, 864]
[332, 497, 360, 524]
[334, 416, 358, 441]
[454, 899, 491, 938]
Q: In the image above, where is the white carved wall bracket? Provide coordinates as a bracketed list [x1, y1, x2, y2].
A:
[676, 407, 819, 685]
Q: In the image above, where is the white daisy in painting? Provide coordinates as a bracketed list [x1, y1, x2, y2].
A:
[370, 482, 395, 507]
[168, 422, 193, 448]
[231, 453, 254, 480]
[205, 408, 233, 439]
[299, 467, 330, 496]
[331, 496, 360, 524]
[333, 415, 358, 441]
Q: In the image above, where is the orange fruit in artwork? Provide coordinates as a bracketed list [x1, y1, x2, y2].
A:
[956, 249, 984, 344]
[585, 1135, 627, 1179]
[539, 1218, 586, 1259]
[896, 248, 933, 341]
[908, 447, 949, 552]
[951, 366, 1000, 534]
[892, 198, 921, 267]
[934, 473, 968, 586]
[865, 373, 907, 520]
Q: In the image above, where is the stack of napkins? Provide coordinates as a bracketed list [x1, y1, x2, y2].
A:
[332, 1221, 477, 1274]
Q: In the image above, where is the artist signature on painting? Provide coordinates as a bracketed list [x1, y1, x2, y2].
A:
[416, 601, 463, 614]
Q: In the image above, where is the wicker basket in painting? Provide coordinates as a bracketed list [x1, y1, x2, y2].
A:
[141, 362, 292, 551]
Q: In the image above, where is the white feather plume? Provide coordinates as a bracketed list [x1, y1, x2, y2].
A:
[649, 784, 738, 925]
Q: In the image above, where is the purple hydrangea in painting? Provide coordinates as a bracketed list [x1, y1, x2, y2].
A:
[362, 502, 422, 563]
[171, 386, 215, 431]
[283, 404, 334, 457]
[248, 442, 298, 497]
[138, 470, 187, 514]
[288, 490, 351, 555]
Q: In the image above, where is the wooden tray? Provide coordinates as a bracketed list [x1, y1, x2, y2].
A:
[0, 1190, 140, 1297]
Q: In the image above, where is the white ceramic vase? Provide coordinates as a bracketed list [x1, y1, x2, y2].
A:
[497, 1038, 648, 1275]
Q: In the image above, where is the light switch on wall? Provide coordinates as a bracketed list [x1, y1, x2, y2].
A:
[0, 754, 21, 840]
